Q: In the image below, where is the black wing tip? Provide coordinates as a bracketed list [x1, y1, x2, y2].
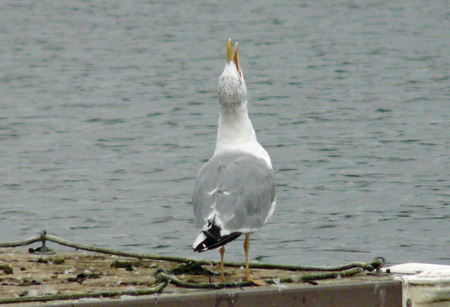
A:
[193, 243, 208, 253]
[193, 231, 242, 253]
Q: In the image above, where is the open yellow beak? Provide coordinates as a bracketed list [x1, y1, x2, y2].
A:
[226, 38, 242, 77]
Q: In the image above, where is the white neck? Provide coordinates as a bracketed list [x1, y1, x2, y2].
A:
[213, 103, 273, 169]
[216, 104, 256, 146]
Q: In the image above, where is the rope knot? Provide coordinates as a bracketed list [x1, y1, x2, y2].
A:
[370, 257, 386, 270]
[155, 268, 169, 283]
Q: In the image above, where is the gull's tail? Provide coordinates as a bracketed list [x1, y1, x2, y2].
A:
[193, 224, 241, 253]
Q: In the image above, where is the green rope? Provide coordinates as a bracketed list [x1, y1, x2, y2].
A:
[0, 232, 385, 273]
[0, 281, 168, 305]
[0, 234, 42, 248]
[155, 266, 365, 289]
[0, 232, 385, 304]
[251, 257, 385, 272]
[156, 268, 253, 289]
[280, 267, 365, 283]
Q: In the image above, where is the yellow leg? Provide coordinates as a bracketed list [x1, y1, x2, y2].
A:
[219, 246, 225, 282]
[244, 234, 251, 281]
[244, 234, 266, 286]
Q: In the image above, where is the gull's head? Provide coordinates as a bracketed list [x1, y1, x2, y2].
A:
[218, 39, 247, 110]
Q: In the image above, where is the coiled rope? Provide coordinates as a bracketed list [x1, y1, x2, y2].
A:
[0, 231, 385, 271]
[0, 231, 386, 304]
[154, 266, 367, 289]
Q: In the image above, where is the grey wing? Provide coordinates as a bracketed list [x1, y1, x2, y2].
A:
[193, 153, 276, 234]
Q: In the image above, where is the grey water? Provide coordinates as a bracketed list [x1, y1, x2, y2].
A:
[1, 1, 449, 266]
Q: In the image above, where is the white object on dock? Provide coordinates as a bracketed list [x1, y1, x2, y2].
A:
[383, 263, 450, 307]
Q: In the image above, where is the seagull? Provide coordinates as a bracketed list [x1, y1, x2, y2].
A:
[192, 39, 276, 285]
